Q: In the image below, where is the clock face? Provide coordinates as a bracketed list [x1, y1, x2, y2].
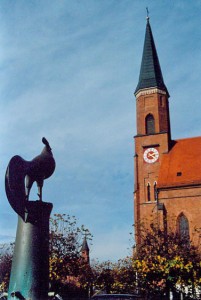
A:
[143, 148, 159, 164]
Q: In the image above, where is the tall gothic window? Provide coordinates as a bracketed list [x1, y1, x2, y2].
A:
[145, 114, 155, 134]
[177, 213, 190, 240]
[147, 183, 151, 202]
[154, 182, 157, 201]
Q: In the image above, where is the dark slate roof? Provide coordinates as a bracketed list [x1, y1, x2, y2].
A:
[81, 236, 89, 252]
[135, 18, 169, 96]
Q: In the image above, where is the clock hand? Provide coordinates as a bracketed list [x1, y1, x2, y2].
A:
[148, 153, 156, 159]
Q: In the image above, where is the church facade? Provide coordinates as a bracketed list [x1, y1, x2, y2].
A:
[134, 18, 201, 247]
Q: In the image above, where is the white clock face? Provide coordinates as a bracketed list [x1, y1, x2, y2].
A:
[143, 148, 159, 164]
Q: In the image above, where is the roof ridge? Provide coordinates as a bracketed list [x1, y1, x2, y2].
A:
[175, 136, 201, 142]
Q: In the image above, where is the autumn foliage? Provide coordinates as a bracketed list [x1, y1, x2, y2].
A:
[49, 213, 92, 295]
[0, 244, 13, 292]
[0, 214, 201, 299]
[89, 225, 201, 299]
[132, 224, 201, 298]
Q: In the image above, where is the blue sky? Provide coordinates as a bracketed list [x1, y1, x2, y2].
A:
[0, 1, 201, 262]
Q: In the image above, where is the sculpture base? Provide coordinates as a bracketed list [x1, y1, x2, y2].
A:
[8, 201, 53, 300]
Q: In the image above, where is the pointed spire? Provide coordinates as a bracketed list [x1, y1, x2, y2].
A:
[81, 236, 89, 252]
[135, 17, 169, 96]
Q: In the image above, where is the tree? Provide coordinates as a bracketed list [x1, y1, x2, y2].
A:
[0, 243, 14, 292]
[49, 213, 92, 295]
[89, 258, 137, 295]
[91, 261, 115, 294]
[133, 223, 201, 298]
[109, 258, 137, 294]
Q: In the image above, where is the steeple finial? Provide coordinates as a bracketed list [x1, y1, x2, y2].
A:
[146, 7, 150, 21]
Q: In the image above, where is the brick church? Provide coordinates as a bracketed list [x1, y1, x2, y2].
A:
[134, 17, 201, 247]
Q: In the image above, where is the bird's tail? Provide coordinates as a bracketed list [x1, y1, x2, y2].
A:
[5, 155, 28, 219]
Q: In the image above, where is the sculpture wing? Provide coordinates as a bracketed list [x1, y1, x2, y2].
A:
[5, 155, 29, 219]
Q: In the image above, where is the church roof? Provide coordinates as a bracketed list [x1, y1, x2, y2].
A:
[135, 18, 169, 96]
[158, 136, 201, 188]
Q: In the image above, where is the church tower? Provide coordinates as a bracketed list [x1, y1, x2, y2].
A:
[134, 17, 171, 244]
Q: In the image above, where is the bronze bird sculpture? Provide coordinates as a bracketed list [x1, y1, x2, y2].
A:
[5, 137, 56, 219]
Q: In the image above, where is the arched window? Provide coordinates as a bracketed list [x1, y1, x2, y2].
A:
[147, 183, 151, 202]
[154, 182, 157, 201]
[177, 213, 190, 240]
[145, 114, 155, 134]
